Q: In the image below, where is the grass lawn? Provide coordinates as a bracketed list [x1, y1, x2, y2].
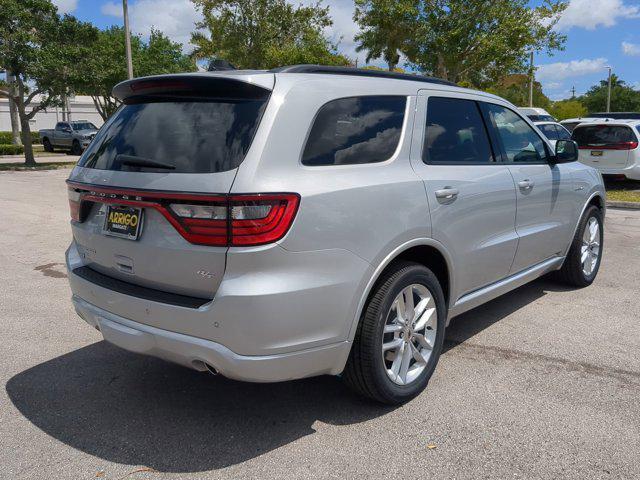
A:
[606, 189, 640, 203]
[0, 161, 77, 171]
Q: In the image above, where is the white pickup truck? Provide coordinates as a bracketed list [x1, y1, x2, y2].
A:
[39, 121, 98, 155]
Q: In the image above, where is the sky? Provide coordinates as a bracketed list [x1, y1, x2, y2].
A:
[51, 0, 640, 101]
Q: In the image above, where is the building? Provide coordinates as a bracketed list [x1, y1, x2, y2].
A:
[0, 95, 104, 132]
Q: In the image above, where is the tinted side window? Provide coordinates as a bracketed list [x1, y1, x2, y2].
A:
[302, 96, 406, 166]
[485, 104, 548, 163]
[424, 97, 493, 164]
[556, 125, 572, 140]
[538, 124, 559, 141]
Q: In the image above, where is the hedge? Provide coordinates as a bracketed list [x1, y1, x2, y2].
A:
[0, 131, 41, 144]
[0, 144, 25, 155]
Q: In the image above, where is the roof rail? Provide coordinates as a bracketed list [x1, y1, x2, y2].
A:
[269, 64, 456, 87]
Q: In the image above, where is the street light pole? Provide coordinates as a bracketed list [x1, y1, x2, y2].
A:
[528, 51, 534, 108]
[605, 66, 612, 113]
[123, 0, 134, 79]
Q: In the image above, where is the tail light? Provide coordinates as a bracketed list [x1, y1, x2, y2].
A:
[579, 142, 639, 150]
[67, 183, 300, 247]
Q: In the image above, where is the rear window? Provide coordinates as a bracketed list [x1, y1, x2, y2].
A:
[302, 96, 406, 166]
[572, 125, 636, 147]
[78, 100, 267, 173]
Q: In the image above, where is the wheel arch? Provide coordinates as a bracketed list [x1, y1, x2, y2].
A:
[346, 239, 454, 345]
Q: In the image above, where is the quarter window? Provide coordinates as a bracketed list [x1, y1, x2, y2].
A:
[485, 104, 549, 163]
[424, 97, 493, 164]
[301, 96, 406, 166]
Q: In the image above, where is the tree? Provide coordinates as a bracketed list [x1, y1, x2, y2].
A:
[190, 0, 350, 69]
[79, 27, 196, 120]
[0, 0, 97, 165]
[355, 0, 567, 87]
[548, 99, 587, 120]
[579, 75, 640, 113]
[353, 0, 416, 71]
[487, 73, 551, 108]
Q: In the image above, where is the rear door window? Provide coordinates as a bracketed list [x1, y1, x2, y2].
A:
[302, 96, 406, 166]
[484, 104, 549, 163]
[78, 100, 267, 173]
[423, 97, 494, 164]
[572, 125, 636, 148]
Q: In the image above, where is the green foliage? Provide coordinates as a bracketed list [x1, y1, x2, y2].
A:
[354, 0, 417, 71]
[486, 74, 551, 108]
[79, 26, 196, 120]
[579, 75, 640, 113]
[0, 144, 25, 155]
[190, 0, 350, 69]
[354, 0, 567, 86]
[548, 99, 588, 120]
[0, 131, 40, 144]
[0, 0, 97, 165]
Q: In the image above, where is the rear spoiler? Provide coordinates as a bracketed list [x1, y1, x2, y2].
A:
[112, 74, 273, 103]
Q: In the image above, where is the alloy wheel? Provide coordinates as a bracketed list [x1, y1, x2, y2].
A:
[382, 284, 437, 386]
[581, 216, 601, 277]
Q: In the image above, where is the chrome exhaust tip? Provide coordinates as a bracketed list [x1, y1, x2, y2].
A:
[204, 363, 219, 376]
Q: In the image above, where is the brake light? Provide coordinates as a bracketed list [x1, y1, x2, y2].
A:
[230, 194, 300, 246]
[66, 183, 300, 247]
[68, 186, 82, 221]
[579, 141, 639, 150]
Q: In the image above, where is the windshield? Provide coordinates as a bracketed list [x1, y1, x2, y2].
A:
[77, 100, 267, 174]
[572, 125, 636, 147]
[72, 122, 97, 131]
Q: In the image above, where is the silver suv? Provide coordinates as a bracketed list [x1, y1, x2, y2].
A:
[65, 66, 605, 404]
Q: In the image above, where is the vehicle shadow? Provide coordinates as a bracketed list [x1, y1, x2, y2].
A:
[6, 342, 393, 472]
[6, 277, 565, 473]
[443, 277, 569, 352]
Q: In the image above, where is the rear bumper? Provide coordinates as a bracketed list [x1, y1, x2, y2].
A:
[597, 162, 640, 180]
[73, 295, 350, 382]
[66, 240, 371, 381]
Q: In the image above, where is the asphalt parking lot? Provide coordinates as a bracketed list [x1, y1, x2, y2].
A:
[1, 168, 639, 480]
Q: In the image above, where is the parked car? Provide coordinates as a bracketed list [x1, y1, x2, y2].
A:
[560, 117, 611, 133]
[65, 66, 605, 404]
[572, 120, 640, 180]
[518, 107, 556, 122]
[40, 121, 98, 155]
[589, 112, 640, 120]
[534, 121, 572, 148]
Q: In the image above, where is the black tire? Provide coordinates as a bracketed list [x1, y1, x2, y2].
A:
[555, 205, 603, 287]
[343, 261, 446, 405]
[71, 140, 82, 155]
[43, 138, 53, 153]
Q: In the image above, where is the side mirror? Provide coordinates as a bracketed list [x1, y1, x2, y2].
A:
[63, 127, 72, 133]
[554, 139, 579, 163]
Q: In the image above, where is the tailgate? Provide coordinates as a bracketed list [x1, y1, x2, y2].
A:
[66, 73, 273, 299]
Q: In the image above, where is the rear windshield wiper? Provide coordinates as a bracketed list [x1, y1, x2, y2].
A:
[116, 154, 176, 170]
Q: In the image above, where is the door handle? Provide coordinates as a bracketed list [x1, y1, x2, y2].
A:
[518, 179, 535, 190]
[434, 187, 459, 200]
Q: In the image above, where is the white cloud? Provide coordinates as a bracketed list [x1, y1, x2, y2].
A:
[52, 0, 78, 14]
[537, 58, 608, 82]
[101, 0, 201, 53]
[545, 82, 562, 90]
[555, 0, 640, 31]
[622, 41, 640, 56]
[100, 1, 123, 18]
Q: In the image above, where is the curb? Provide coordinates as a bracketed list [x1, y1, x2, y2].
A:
[606, 201, 640, 210]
